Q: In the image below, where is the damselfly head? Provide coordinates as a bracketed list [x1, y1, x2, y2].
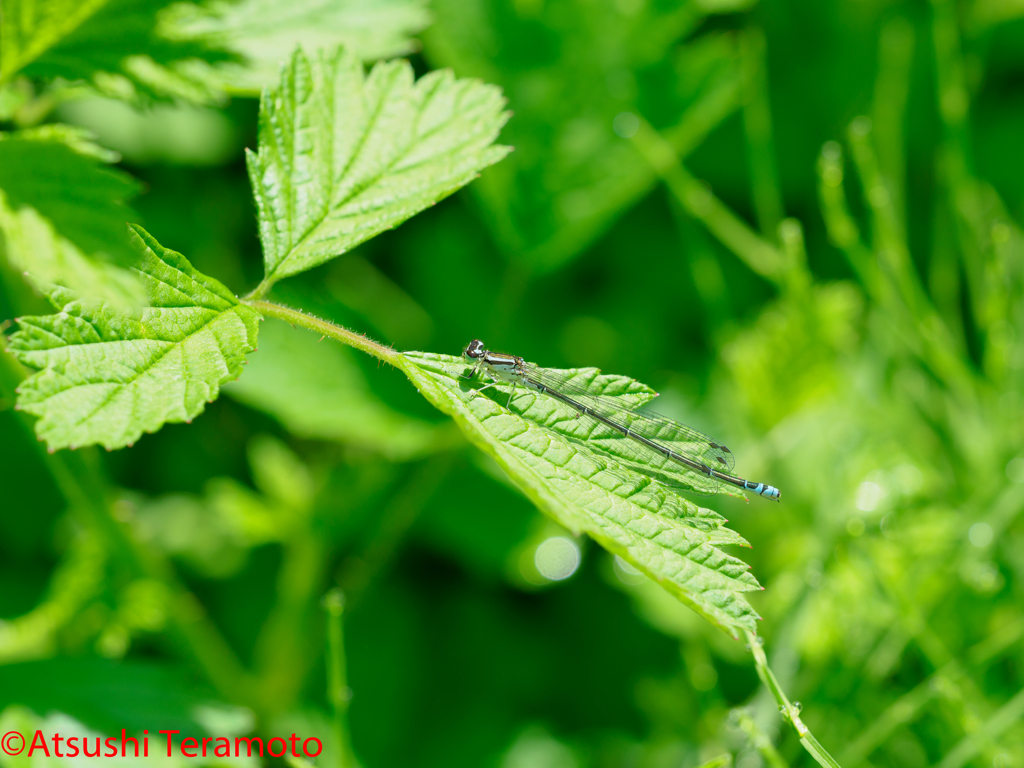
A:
[463, 339, 486, 360]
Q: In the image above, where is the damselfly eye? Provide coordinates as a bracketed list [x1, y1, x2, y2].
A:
[463, 340, 486, 359]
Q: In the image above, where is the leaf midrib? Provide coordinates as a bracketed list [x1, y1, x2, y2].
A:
[268, 66, 480, 279]
[464, 386, 754, 593]
[60, 303, 246, 432]
[269, 63, 399, 279]
[416, 360, 750, 543]
[139, 265, 232, 310]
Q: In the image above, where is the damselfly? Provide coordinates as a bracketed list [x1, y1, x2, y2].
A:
[462, 339, 780, 501]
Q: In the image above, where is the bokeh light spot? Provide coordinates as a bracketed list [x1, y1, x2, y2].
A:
[613, 555, 646, 585]
[855, 481, 884, 511]
[535, 537, 580, 581]
[968, 522, 993, 548]
[612, 112, 639, 138]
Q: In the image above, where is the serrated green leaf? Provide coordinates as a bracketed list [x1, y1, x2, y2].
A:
[399, 351, 760, 636]
[168, 0, 431, 95]
[20, 0, 237, 103]
[0, 126, 143, 304]
[248, 46, 510, 286]
[224, 319, 446, 459]
[7, 225, 259, 450]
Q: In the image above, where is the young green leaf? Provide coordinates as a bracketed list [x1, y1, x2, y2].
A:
[400, 351, 761, 637]
[0, 126, 142, 304]
[8, 225, 260, 451]
[167, 0, 430, 95]
[248, 47, 510, 288]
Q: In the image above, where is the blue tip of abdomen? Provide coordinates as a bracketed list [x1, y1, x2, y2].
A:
[745, 481, 781, 501]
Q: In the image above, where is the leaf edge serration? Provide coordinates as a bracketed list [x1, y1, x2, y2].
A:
[399, 350, 762, 638]
[8, 224, 261, 452]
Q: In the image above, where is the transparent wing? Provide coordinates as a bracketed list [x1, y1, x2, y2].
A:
[525, 364, 736, 469]
[515, 364, 735, 495]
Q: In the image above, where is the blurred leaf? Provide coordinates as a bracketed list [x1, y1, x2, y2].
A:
[247, 46, 510, 287]
[422, 0, 744, 269]
[8, 225, 259, 450]
[226, 319, 444, 459]
[0, 706, 253, 767]
[696, 755, 733, 768]
[248, 434, 314, 512]
[270, 709, 343, 768]
[400, 351, 760, 636]
[324, 254, 434, 348]
[0, 535, 106, 664]
[500, 725, 580, 768]
[0, 0, 110, 83]
[133, 492, 251, 577]
[969, 0, 1024, 31]
[0, 126, 142, 304]
[722, 283, 863, 429]
[168, 0, 431, 94]
[57, 96, 241, 166]
[0, 660, 251, 737]
[132, 438, 315, 578]
[21, 0, 237, 103]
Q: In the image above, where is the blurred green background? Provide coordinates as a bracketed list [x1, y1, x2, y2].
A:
[2, 0, 1024, 766]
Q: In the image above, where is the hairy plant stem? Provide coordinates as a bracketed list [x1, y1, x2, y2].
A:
[243, 299, 400, 366]
[247, 278, 275, 301]
[746, 630, 843, 768]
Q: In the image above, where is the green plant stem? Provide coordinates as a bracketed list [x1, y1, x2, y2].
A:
[254, 526, 329, 718]
[521, 67, 743, 269]
[745, 631, 843, 768]
[843, 616, 1024, 766]
[843, 482, 1024, 763]
[930, 0, 995, 341]
[732, 708, 789, 768]
[930, 0, 972, 183]
[817, 134, 977, 403]
[338, 454, 455, 611]
[696, 756, 733, 768]
[632, 118, 788, 287]
[937, 686, 1024, 768]
[244, 299, 400, 366]
[324, 590, 354, 768]
[870, 17, 914, 225]
[740, 28, 784, 241]
[248, 278, 275, 301]
[873, 578, 1003, 762]
[0, 346, 258, 705]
